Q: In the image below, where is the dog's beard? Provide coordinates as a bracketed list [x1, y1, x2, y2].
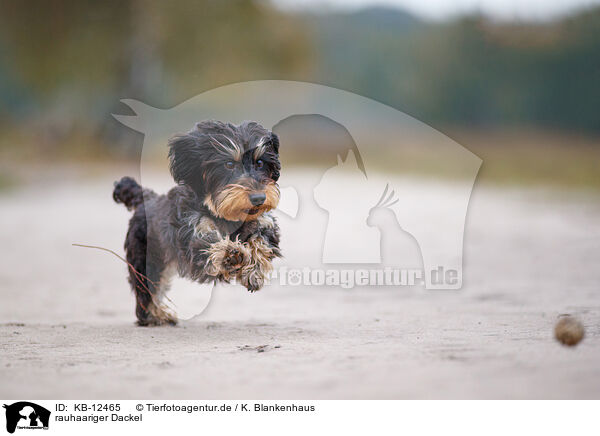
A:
[204, 182, 280, 222]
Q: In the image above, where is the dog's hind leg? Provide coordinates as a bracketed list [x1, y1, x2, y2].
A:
[125, 206, 176, 326]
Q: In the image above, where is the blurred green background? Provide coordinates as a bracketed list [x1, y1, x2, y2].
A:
[0, 0, 599, 188]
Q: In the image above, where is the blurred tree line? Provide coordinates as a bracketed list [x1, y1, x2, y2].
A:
[0, 0, 312, 156]
[307, 6, 600, 133]
[0, 1, 598, 157]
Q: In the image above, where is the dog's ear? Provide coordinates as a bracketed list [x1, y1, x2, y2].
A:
[269, 132, 280, 154]
[168, 134, 204, 187]
[267, 132, 281, 182]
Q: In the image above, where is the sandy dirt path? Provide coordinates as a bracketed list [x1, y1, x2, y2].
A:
[1, 169, 599, 399]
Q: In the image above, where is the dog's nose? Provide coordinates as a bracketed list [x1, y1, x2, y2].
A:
[249, 193, 266, 206]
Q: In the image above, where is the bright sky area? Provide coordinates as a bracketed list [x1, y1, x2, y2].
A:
[273, 0, 600, 21]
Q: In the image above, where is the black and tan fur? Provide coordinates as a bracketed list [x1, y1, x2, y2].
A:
[113, 121, 282, 326]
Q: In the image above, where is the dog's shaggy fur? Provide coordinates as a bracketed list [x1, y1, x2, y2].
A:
[113, 120, 282, 326]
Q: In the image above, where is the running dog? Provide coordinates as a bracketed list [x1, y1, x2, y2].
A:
[113, 120, 282, 325]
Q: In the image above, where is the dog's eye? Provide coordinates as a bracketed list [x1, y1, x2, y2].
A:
[256, 159, 264, 169]
[225, 161, 235, 170]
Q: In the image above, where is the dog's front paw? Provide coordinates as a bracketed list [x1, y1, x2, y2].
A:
[238, 236, 276, 292]
[240, 270, 265, 293]
[222, 245, 248, 273]
[205, 239, 250, 278]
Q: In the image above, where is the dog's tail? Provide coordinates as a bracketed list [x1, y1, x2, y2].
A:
[113, 176, 144, 211]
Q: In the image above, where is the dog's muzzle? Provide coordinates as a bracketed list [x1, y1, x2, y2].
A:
[206, 182, 280, 222]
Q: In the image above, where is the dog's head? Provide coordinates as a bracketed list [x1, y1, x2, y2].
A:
[168, 120, 281, 222]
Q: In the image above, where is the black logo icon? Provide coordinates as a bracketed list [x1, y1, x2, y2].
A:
[3, 402, 50, 434]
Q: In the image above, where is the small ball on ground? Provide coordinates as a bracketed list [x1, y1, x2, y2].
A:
[554, 315, 584, 346]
